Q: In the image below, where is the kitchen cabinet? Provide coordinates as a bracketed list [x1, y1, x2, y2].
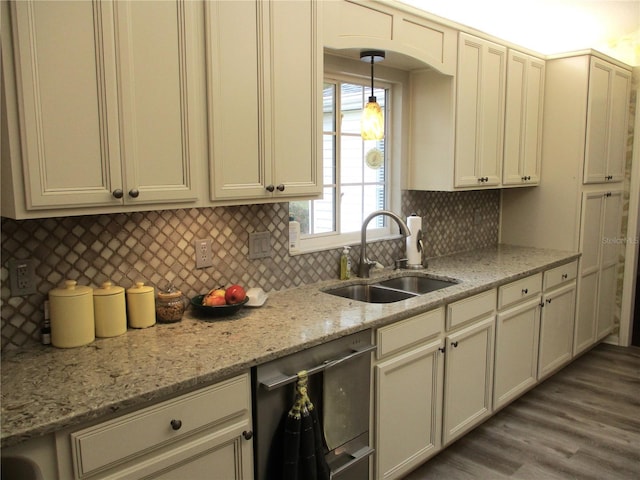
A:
[442, 290, 496, 445]
[205, 0, 322, 202]
[454, 33, 506, 188]
[2, 0, 202, 218]
[493, 274, 542, 410]
[55, 373, 253, 480]
[407, 32, 506, 191]
[501, 51, 631, 348]
[575, 189, 622, 355]
[374, 308, 445, 480]
[502, 50, 545, 186]
[583, 58, 631, 184]
[538, 261, 578, 380]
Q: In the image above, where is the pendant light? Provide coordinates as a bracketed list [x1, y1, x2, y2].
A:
[360, 50, 385, 140]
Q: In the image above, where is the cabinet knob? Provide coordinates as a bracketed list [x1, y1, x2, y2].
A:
[128, 189, 140, 198]
[242, 430, 253, 440]
[266, 185, 275, 192]
[276, 184, 285, 192]
[561, 273, 568, 279]
[451, 341, 459, 348]
[112, 189, 124, 199]
[438, 347, 446, 354]
[521, 288, 528, 295]
[546, 298, 552, 304]
[170, 419, 182, 431]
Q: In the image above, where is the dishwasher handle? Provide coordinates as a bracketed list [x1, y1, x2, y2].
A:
[259, 343, 376, 391]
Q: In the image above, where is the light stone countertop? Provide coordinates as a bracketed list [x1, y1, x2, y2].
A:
[1, 244, 579, 447]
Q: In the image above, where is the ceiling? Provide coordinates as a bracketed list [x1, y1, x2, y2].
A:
[398, 0, 640, 66]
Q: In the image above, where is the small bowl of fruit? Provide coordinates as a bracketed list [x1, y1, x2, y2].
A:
[190, 284, 249, 318]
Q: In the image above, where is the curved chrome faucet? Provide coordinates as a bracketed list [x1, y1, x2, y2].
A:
[358, 210, 411, 278]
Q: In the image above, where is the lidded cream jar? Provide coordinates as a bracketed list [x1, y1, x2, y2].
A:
[93, 281, 127, 337]
[49, 280, 95, 348]
[126, 282, 155, 328]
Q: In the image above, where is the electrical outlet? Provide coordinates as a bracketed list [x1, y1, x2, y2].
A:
[8, 258, 36, 296]
[195, 239, 213, 269]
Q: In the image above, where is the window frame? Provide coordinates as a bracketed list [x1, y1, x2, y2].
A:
[293, 70, 402, 254]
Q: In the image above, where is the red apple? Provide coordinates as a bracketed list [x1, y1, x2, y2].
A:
[225, 284, 246, 305]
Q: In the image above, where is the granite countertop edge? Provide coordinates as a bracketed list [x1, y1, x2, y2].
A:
[1, 245, 580, 448]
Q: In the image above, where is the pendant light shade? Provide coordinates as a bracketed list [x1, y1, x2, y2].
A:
[360, 50, 385, 140]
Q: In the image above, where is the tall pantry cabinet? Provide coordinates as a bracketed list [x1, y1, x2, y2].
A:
[501, 51, 631, 355]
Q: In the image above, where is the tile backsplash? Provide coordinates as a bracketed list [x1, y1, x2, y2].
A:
[1, 189, 500, 349]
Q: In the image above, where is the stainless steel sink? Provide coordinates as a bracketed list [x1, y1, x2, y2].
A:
[325, 284, 418, 303]
[324, 274, 458, 303]
[376, 275, 457, 294]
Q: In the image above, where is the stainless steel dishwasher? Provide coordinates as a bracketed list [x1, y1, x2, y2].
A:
[253, 329, 375, 480]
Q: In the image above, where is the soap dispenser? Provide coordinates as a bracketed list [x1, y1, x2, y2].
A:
[340, 246, 352, 280]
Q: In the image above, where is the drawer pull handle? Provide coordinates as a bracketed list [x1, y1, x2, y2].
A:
[170, 419, 182, 431]
[451, 341, 459, 348]
[522, 288, 528, 295]
[242, 430, 253, 440]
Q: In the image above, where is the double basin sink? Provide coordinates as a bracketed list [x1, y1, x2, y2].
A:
[324, 273, 458, 303]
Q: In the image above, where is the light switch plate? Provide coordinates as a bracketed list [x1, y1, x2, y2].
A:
[249, 232, 271, 259]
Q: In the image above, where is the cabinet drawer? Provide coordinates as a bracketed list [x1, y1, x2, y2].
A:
[70, 373, 250, 477]
[543, 260, 578, 291]
[377, 307, 444, 359]
[498, 273, 542, 310]
[446, 289, 496, 331]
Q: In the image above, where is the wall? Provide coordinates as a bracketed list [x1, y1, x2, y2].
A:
[1, 190, 500, 350]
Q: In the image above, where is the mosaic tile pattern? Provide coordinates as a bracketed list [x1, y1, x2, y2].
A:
[1, 190, 500, 349]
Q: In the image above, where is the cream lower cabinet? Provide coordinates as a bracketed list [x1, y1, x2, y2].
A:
[55, 373, 253, 480]
[205, 0, 321, 202]
[2, 0, 202, 218]
[538, 261, 578, 380]
[442, 289, 496, 445]
[493, 274, 542, 410]
[575, 189, 622, 355]
[374, 308, 445, 480]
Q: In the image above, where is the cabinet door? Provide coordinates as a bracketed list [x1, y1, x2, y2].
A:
[494, 298, 541, 410]
[575, 191, 604, 354]
[539, 283, 576, 379]
[584, 59, 631, 184]
[10, 1, 123, 208]
[375, 339, 444, 480]
[269, 0, 321, 197]
[455, 33, 505, 188]
[443, 316, 494, 445]
[206, 0, 265, 200]
[597, 190, 622, 339]
[113, 0, 199, 204]
[502, 51, 544, 186]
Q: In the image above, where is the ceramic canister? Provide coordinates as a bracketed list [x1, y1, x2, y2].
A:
[93, 281, 127, 337]
[126, 282, 156, 328]
[49, 280, 95, 348]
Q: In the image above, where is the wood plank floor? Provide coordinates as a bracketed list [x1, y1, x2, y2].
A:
[403, 343, 640, 479]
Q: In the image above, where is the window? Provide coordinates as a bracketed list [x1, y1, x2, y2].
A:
[290, 76, 393, 252]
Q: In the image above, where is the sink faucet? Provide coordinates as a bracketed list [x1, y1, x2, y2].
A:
[358, 210, 411, 278]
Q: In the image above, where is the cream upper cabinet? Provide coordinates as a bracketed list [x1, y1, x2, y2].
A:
[454, 33, 506, 188]
[502, 50, 545, 186]
[3, 0, 201, 218]
[583, 58, 631, 184]
[206, 0, 322, 202]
